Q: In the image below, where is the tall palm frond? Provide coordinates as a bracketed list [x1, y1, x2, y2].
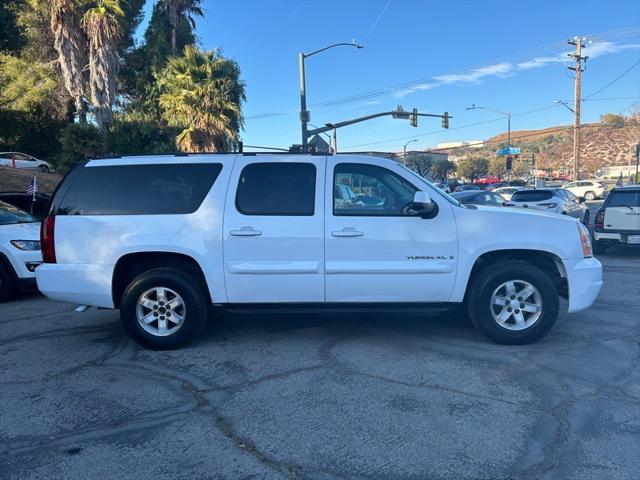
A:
[156, 0, 204, 53]
[82, 0, 123, 130]
[156, 45, 246, 152]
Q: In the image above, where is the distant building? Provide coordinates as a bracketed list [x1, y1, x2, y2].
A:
[436, 140, 484, 150]
[595, 165, 638, 180]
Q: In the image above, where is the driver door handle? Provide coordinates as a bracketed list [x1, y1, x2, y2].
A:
[230, 227, 262, 237]
[332, 228, 363, 237]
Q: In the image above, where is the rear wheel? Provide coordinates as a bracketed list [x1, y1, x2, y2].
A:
[0, 263, 17, 303]
[39, 165, 50, 173]
[467, 262, 559, 344]
[584, 191, 596, 201]
[120, 268, 209, 349]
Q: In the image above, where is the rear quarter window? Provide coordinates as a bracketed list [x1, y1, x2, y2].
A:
[511, 190, 553, 202]
[55, 163, 222, 215]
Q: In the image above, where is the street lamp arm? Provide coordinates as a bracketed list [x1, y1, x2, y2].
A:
[303, 41, 363, 58]
[466, 104, 510, 117]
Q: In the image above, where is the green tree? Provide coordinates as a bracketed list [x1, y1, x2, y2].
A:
[0, 1, 25, 53]
[457, 156, 489, 181]
[403, 153, 433, 178]
[82, 0, 124, 131]
[156, 0, 203, 54]
[156, 46, 246, 152]
[431, 159, 456, 182]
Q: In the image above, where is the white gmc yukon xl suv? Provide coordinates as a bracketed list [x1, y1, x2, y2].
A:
[36, 154, 602, 349]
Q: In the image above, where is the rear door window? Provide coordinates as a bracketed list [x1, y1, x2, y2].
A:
[235, 162, 316, 216]
[56, 163, 222, 215]
[511, 190, 553, 202]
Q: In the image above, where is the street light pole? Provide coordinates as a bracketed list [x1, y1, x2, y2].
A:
[403, 139, 418, 157]
[299, 41, 363, 153]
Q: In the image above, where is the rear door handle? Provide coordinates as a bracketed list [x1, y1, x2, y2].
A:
[331, 228, 363, 237]
[230, 227, 262, 237]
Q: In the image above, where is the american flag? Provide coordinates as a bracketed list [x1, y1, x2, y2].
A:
[26, 176, 37, 197]
[615, 173, 624, 187]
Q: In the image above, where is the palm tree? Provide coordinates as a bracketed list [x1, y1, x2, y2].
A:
[157, 45, 246, 152]
[156, 0, 204, 54]
[82, 0, 123, 131]
[49, 0, 88, 122]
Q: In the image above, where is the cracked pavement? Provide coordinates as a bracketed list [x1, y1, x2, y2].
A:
[1, 248, 639, 479]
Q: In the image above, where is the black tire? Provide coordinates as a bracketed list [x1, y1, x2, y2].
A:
[466, 262, 559, 345]
[120, 268, 209, 350]
[582, 210, 590, 226]
[0, 263, 17, 303]
[584, 191, 596, 201]
[39, 165, 50, 173]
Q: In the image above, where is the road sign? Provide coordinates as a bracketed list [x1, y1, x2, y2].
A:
[496, 147, 520, 156]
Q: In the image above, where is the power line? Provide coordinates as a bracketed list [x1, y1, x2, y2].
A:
[584, 59, 640, 99]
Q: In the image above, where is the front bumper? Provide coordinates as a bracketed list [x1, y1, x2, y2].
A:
[564, 256, 603, 313]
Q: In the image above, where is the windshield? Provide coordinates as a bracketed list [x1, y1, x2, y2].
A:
[0, 200, 36, 225]
[395, 163, 460, 206]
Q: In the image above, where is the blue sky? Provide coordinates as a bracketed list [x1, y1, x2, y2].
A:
[141, 0, 640, 152]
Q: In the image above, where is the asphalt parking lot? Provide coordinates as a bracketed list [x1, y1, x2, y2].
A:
[1, 245, 639, 479]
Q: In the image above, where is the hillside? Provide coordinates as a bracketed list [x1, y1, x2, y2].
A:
[0, 167, 62, 193]
[452, 117, 640, 174]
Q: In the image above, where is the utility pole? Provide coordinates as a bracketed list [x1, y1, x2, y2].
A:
[568, 37, 589, 181]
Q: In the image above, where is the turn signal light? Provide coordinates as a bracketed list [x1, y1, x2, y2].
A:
[594, 209, 605, 229]
[40, 215, 56, 263]
[578, 223, 592, 258]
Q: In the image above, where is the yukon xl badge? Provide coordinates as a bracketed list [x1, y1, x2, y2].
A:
[407, 255, 454, 260]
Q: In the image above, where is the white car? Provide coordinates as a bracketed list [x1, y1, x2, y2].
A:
[0, 152, 55, 173]
[563, 180, 606, 201]
[508, 188, 590, 224]
[0, 201, 42, 302]
[36, 154, 602, 349]
[592, 185, 640, 253]
[492, 186, 523, 201]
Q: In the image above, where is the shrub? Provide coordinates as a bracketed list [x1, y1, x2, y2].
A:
[108, 119, 177, 155]
[54, 123, 105, 172]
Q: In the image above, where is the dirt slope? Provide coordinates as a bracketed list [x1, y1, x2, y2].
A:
[0, 167, 62, 193]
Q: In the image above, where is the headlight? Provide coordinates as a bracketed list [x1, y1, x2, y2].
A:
[10, 240, 41, 251]
[577, 223, 592, 258]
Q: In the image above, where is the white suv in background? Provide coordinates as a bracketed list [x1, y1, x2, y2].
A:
[592, 185, 640, 253]
[508, 188, 590, 224]
[563, 180, 606, 201]
[0, 201, 42, 302]
[36, 154, 602, 349]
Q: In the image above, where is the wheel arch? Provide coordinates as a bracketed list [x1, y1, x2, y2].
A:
[463, 249, 568, 303]
[112, 251, 211, 308]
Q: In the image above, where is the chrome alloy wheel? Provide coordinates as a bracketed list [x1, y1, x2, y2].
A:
[136, 287, 186, 337]
[490, 280, 542, 331]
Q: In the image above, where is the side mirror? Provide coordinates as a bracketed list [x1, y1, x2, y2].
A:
[412, 191, 438, 219]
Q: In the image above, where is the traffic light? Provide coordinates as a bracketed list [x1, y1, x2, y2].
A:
[506, 156, 513, 170]
[410, 108, 418, 127]
[442, 112, 449, 129]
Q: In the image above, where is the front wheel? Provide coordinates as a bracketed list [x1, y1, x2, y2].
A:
[467, 262, 559, 344]
[120, 268, 209, 349]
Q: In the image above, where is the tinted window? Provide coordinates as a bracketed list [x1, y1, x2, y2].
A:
[334, 163, 418, 216]
[56, 163, 222, 215]
[236, 162, 316, 216]
[511, 190, 553, 202]
[607, 190, 640, 207]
